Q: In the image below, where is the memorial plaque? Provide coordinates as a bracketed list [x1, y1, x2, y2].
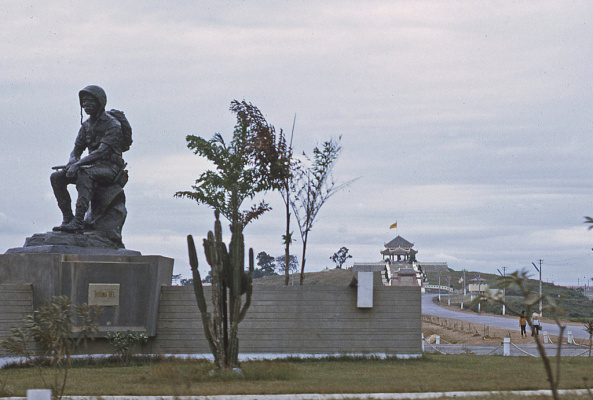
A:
[88, 283, 120, 306]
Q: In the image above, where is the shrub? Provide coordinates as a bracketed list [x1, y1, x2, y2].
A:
[0, 296, 99, 400]
[105, 330, 148, 364]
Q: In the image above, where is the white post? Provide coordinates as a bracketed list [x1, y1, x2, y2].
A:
[421, 333, 425, 352]
[436, 335, 441, 345]
[502, 267, 506, 315]
[503, 337, 511, 356]
[460, 269, 466, 310]
[27, 390, 52, 400]
[543, 331, 550, 344]
[567, 331, 574, 344]
[478, 279, 481, 312]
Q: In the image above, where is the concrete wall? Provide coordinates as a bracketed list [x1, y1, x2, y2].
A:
[0, 254, 173, 336]
[150, 284, 421, 357]
[0, 284, 34, 357]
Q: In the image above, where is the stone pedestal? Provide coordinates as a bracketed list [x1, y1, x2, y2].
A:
[6, 231, 140, 255]
[0, 253, 173, 336]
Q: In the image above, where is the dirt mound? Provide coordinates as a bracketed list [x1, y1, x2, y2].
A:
[253, 269, 355, 286]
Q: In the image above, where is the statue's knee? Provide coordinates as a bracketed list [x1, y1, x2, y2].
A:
[50, 171, 65, 186]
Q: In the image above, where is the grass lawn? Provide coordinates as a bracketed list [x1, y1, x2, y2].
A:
[1, 355, 593, 397]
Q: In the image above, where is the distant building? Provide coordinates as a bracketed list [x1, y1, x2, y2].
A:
[381, 235, 417, 264]
[417, 262, 449, 274]
[353, 235, 449, 292]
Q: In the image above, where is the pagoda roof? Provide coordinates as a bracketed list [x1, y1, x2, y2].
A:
[381, 248, 417, 255]
[384, 236, 414, 249]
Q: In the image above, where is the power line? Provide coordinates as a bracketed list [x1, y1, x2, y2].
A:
[531, 252, 593, 267]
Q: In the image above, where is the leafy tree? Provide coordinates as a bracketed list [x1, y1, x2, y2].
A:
[201, 271, 213, 284]
[330, 246, 352, 269]
[291, 136, 354, 284]
[181, 278, 194, 286]
[253, 251, 278, 279]
[275, 254, 299, 275]
[175, 100, 285, 227]
[256, 251, 276, 272]
[173, 274, 197, 286]
[176, 100, 283, 370]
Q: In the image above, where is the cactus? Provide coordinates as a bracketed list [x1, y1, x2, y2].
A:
[187, 207, 254, 370]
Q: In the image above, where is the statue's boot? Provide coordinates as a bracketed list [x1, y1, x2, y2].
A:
[52, 204, 74, 232]
[52, 215, 74, 231]
[60, 217, 84, 233]
[60, 198, 88, 233]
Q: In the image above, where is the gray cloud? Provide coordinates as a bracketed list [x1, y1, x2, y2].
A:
[1, 1, 593, 285]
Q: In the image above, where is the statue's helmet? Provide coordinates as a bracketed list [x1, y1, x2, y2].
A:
[78, 85, 107, 109]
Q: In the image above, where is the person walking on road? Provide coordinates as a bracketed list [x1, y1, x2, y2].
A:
[531, 312, 540, 337]
[519, 311, 527, 337]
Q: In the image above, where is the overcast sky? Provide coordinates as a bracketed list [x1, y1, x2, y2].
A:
[2, 1, 593, 286]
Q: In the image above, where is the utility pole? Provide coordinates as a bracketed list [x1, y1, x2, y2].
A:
[460, 269, 466, 310]
[532, 260, 543, 316]
[497, 267, 506, 315]
[438, 271, 441, 302]
[477, 273, 481, 313]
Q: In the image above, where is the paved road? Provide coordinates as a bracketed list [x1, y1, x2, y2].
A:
[422, 293, 589, 340]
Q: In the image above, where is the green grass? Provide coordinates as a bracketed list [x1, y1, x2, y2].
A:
[1, 355, 593, 397]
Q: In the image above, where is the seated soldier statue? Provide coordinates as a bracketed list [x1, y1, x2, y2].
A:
[50, 85, 131, 247]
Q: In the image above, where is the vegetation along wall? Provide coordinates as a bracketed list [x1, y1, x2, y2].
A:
[150, 284, 421, 357]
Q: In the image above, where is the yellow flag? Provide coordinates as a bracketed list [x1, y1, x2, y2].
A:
[389, 222, 397, 229]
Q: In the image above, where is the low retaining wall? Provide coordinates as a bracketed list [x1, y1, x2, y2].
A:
[0, 282, 421, 357]
[149, 285, 421, 357]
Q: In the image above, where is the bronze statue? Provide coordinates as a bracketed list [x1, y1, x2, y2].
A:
[50, 85, 132, 247]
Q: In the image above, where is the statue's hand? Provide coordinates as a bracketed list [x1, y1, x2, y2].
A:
[67, 156, 80, 167]
[66, 163, 79, 178]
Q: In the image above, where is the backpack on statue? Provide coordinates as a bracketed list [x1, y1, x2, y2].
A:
[106, 109, 133, 152]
